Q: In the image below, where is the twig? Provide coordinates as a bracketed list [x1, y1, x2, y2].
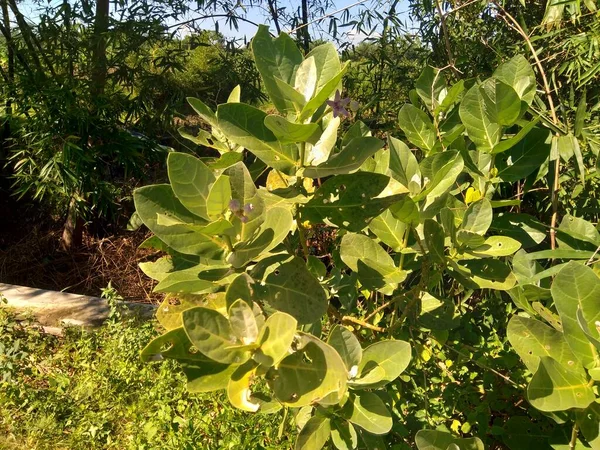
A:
[587, 244, 600, 265]
[434, 0, 459, 76]
[341, 315, 386, 333]
[364, 295, 404, 322]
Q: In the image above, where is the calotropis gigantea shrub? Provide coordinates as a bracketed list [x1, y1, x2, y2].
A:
[133, 25, 600, 449]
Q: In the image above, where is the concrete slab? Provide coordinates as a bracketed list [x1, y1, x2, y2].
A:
[0, 283, 155, 328]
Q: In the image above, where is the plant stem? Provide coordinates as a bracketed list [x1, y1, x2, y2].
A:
[297, 219, 310, 259]
[223, 235, 234, 252]
[341, 315, 386, 333]
[299, 142, 306, 168]
[569, 422, 579, 450]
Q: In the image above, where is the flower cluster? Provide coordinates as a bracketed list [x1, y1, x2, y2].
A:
[229, 199, 254, 223]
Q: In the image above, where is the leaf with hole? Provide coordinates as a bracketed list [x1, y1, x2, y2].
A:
[507, 316, 578, 373]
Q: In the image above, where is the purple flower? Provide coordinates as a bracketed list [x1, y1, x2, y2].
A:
[243, 203, 254, 215]
[239, 215, 249, 223]
[326, 90, 351, 118]
[228, 199, 241, 212]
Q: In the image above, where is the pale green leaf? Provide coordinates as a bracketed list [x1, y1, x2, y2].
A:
[303, 137, 384, 178]
[327, 325, 363, 372]
[183, 307, 251, 365]
[295, 415, 331, 450]
[552, 262, 600, 368]
[528, 356, 594, 412]
[272, 332, 348, 407]
[342, 391, 392, 435]
[251, 25, 303, 114]
[168, 152, 215, 221]
[254, 312, 297, 367]
[398, 104, 437, 152]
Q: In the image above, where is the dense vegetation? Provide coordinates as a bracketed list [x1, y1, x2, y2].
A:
[1, 0, 600, 449]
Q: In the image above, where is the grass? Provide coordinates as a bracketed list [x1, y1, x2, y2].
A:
[0, 307, 293, 450]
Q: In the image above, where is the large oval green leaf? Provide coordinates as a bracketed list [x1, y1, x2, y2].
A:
[341, 391, 392, 435]
[415, 429, 484, 450]
[303, 136, 385, 178]
[398, 103, 437, 153]
[527, 356, 594, 412]
[551, 261, 600, 368]
[217, 103, 298, 173]
[254, 312, 297, 367]
[302, 172, 406, 231]
[254, 256, 328, 324]
[182, 307, 251, 365]
[168, 152, 215, 221]
[295, 415, 331, 450]
[251, 25, 303, 114]
[507, 315, 578, 373]
[272, 332, 347, 407]
[327, 325, 362, 373]
[459, 78, 521, 153]
[133, 184, 225, 257]
[355, 340, 411, 389]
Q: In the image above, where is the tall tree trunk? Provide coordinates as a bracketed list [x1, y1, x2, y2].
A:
[61, 197, 84, 251]
[267, 0, 281, 34]
[300, 0, 310, 52]
[0, 0, 12, 163]
[92, 0, 109, 98]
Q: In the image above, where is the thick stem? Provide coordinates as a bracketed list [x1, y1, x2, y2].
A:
[223, 235, 234, 253]
[297, 220, 310, 259]
[61, 197, 84, 251]
[569, 423, 579, 450]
